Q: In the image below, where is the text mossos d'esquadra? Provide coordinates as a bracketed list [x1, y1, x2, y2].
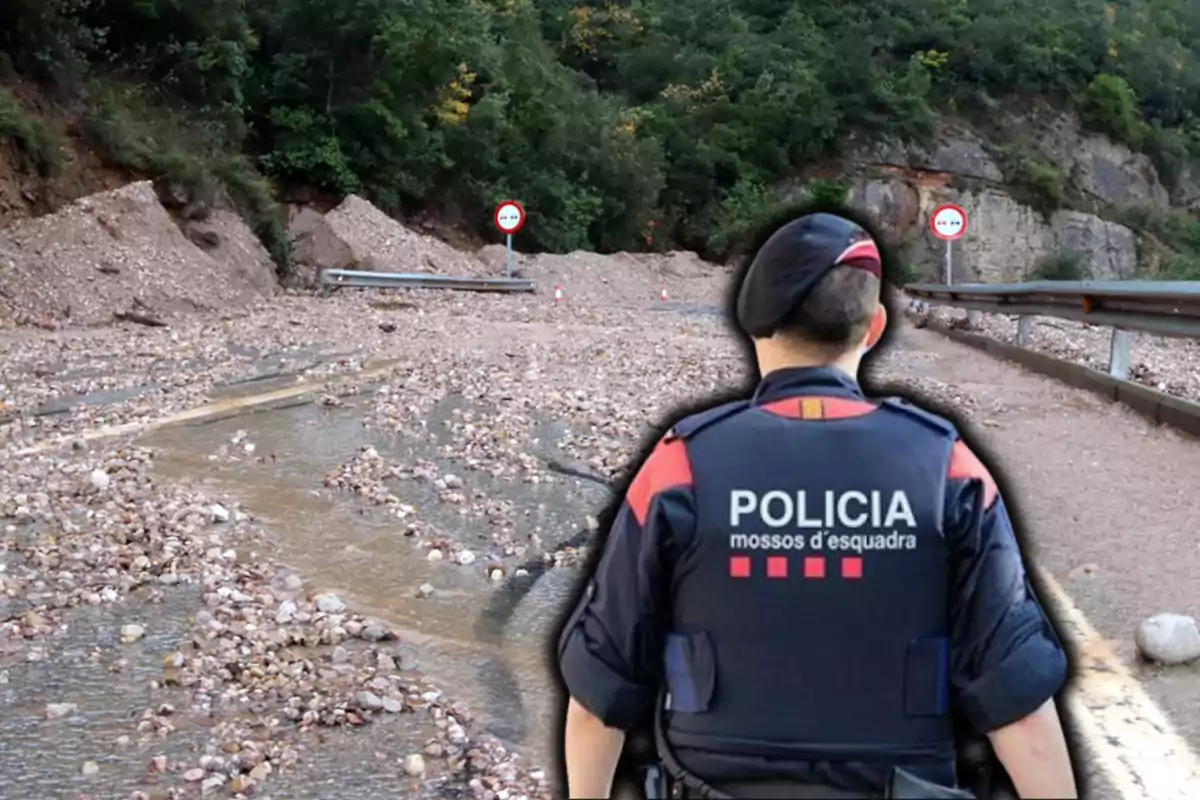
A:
[728, 489, 918, 553]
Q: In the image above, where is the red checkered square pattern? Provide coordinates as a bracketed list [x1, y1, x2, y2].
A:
[729, 555, 863, 579]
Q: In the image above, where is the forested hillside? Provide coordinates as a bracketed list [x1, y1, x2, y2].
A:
[2, 0, 1200, 274]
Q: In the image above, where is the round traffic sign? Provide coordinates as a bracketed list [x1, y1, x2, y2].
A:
[931, 204, 967, 241]
[494, 200, 526, 234]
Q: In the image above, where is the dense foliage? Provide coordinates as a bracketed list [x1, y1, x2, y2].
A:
[2, 0, 1200, 271]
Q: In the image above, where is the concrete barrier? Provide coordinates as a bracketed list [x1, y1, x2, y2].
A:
[924, 320, 1200, 438]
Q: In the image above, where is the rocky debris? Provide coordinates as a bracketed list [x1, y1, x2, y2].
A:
[1135, 613, 1200, 665]
[478, 244, 724, 305]
[0, 181, 275, 328]
[403, 753, 426, 776]
[119, 623, 146, 643]
[325, 195, 492, 278]
[0, 233, 735, 456]
[285, 205, 356, 289]
[45, 702, 78, 719]
[2, 183, 1199, 797]
[0, 297, 410, 452]
[314, 592, 346, 614]
[191, 209, 278, 296]
[2, 441, 552, 798]
[89, 468, 110, 491]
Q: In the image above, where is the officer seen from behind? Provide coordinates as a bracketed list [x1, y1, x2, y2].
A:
[555, 213, 1078, 799]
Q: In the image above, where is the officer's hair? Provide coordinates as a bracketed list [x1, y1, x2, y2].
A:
[776, 262, 880, 354]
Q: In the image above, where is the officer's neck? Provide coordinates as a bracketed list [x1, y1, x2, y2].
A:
[753, 337, 863, 382]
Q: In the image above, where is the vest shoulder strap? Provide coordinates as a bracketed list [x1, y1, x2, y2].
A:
[668, 400, 751, 440]
[879, 397, 958, 439]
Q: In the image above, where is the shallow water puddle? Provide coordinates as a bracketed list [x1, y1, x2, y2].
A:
[136, 398, 607, 770]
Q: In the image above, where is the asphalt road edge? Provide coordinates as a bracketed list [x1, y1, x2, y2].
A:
[12, 357, 408, 458]
[921, 319, 1200, 439]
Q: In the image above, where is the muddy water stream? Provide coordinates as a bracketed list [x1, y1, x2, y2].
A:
[137, 397, 611, 777]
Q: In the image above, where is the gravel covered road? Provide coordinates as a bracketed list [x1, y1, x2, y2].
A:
[1, 284, 1197, 799]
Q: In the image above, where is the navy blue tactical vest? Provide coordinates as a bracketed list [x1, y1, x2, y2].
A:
[661, 367, 959, 789]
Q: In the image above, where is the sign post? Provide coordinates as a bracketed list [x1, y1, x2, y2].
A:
[930, 203, 968, 285]
[493, 200, 526, 278]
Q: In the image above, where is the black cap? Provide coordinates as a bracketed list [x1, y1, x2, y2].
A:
[736, 212, 882, 338]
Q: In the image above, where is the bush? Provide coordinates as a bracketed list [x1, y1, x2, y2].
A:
[805, 178, 853, 208]
[1143, 122, 1192, 192]
[0, 87, 66, 177]
[705, 177, 853, 259]
[1157, 253, 1200, 280]
[1078, 74, 1150, 150]
[994, 145, 1066, 216]
[1114, 206, 1200, 256]
[215, 156, 293, 273]
[83, 82, 291, 273]
[1028, 250, 1090, 281]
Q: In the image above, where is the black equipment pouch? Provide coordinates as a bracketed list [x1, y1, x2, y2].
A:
[886, 768, 975, 799]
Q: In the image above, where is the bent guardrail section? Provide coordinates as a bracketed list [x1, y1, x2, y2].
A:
[321, 269, 535, 297]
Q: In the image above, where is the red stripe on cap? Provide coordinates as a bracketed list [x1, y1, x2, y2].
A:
[835, 239, 880, 266]
[835, 240, 881, 277]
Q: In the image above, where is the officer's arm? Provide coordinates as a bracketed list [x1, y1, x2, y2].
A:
[944, 440, 1078, 799]
[557, 434, 694, 798]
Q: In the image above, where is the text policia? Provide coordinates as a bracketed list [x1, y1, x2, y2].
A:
[728, 489, 918, 554]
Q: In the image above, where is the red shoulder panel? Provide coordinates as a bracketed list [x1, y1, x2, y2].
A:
[626, 438, 693, 526]
[947, 440, 999, 509]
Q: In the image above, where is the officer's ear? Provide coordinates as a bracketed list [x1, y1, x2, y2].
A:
[863, 303, 887, 350]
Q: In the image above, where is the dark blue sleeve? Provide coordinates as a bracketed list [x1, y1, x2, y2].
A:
[945, 474, 1069, 733]
[556, 454, 695, 730]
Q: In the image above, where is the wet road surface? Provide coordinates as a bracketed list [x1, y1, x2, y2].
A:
[2, 303, 1197, 799]
[136, 395, 608, 775]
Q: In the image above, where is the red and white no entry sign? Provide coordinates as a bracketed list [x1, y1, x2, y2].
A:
[930, 204, 967, 241]
[494, 200, 526, 234]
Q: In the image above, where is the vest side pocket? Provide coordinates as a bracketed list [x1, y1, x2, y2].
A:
[903, 636, 950, 717]
[663, 631, 716, 713]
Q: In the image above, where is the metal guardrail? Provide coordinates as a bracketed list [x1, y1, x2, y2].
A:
[904, 280, 1200, 380]
[321, 269, 535, 297]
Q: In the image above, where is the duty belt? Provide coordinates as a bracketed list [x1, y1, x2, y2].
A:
[650, 689, 973, 800]
[644, 769, 877, 799]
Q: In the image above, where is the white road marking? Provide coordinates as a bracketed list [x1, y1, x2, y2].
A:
[10, 358, 406, 458]
[1035, 566, 1200, 799]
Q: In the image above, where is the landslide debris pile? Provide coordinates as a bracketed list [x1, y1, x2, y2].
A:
[290, 193, 729, 305]
[289, 195, 492, 284]
[0, 181, 276, 329]
[475, 244, 727, 305]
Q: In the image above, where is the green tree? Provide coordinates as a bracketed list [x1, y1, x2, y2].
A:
[3, 0, 1200, 268]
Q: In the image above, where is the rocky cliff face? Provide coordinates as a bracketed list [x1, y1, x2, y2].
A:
[844, 105, 1193, 283]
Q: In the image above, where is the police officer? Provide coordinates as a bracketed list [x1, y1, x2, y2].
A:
[555, 213, 1078, 799]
